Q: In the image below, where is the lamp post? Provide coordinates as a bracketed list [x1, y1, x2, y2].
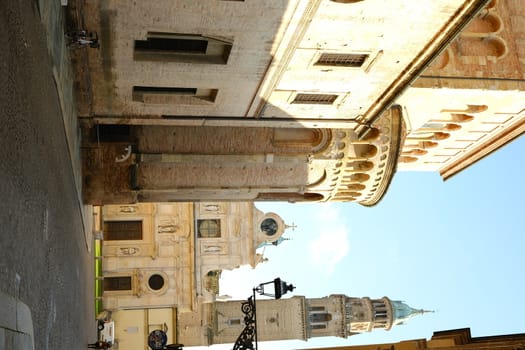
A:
[232, 278, 296, 350]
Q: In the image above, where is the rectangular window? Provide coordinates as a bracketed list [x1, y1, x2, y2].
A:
[134, 33, 233, 64]
[311, 324, 327, 330]
[135, 37, 208, 54]
[309, 306, 326, 312]
[197, 219, 221, 238]
[95, 124, 131, 142]
[132, 86, 218, 104]
[292, 93, 338, 105]
[310, 313, 332, 322]
[104, 276, 132, 291]
[315, 53, 369, 67]
[228, 318, 242, 326]
[104, 220, 143, 240]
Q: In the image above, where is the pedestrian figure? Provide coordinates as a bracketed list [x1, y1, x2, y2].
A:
[65, 30, 100, 49]
[88, 340, 111, 349]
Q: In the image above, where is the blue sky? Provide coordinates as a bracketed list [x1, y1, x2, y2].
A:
[197, 134, 525, 349]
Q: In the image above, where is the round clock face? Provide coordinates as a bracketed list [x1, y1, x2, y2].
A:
[260, 218, 278, 236]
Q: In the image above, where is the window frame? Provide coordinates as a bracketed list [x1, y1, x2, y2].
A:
[132, 86, 218, 105]
[197, 219, 222, 238]
[104, 276, 133, 291]
[314, 52, 369, 68]
[134, 33, 233, 64]
[103, 220, 143, 241]
[291, 93, 339, 105]
[310, 50, 379, 73]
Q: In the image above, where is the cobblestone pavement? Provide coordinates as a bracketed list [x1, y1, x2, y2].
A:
[0, 0, 95, 348]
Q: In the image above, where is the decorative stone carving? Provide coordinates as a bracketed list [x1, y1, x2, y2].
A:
[120, 247, 140, 255]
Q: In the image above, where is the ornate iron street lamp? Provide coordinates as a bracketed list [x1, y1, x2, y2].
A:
[232, 278, 296, 350]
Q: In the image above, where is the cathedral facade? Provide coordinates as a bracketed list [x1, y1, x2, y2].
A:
[97, 202, 288, 348]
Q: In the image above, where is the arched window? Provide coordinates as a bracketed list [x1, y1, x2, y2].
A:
[197, 219, 221, 237]
[310, 313, 332, 323]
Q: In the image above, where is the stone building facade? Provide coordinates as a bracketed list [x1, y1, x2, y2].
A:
[97, 201, 428, 348]
[77, 0, 490, 205]
[98, 202, 288, 348]
[397, 0, 525, 179]
[301, 327, 525, 350]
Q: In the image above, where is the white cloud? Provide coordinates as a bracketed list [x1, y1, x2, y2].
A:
[308, 205, 350, 274]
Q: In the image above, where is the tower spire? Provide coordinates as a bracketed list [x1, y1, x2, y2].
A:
[389, 300, 432, 326]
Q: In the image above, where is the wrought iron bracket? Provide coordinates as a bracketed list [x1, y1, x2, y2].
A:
[232, 291, 258, 350]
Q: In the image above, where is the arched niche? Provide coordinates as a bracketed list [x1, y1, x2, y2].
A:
[347, 173, 370, 182]
[465, 104, 488, 113]
[402, 149, 427, 156]
[464, 13, 503, 34]
[439, 104, 487, 114]
[345, 191, 362, 197]
[399, 156, 418, 163]
[273, 128, 331, 154]
[408, 132, 450, 141]
[347, 184, 366, 191]
[361, 127, 380, 142]
[420, 141, 439, 149]
[458, 36, 507, 58]
[346, 161, 374, 172]
[450, 113, 475, 123]
[418, 123, 461, 132]
[353, 144, 378, 158]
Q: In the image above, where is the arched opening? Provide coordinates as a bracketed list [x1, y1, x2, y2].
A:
[458, 36, 507, 58]
[346, 191, 362, 197]
[464, 13, 502, 34]
[356, 144, 378, 158]
[361, 128, 380, 141]
[347, 184, 366, 191]
[450, 113, 475, 122]
[347, 173, 370, 182]
[465, 104, 488, 113]
[399, 156, 418, 163]
[273, 128, 330, 153]
[310, 313, 333, 322]
[408, 132, 450, 141]
[346, 161, 374, 171]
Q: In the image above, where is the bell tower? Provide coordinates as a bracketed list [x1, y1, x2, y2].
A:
[306, 295, 431, 339]
[201, 294, 430, 346]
